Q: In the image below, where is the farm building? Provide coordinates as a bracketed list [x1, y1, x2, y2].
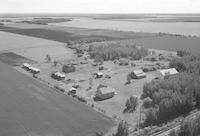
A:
[94, 86, 115, 101]
[51, 71, 66, 80]
[68, 87, 77, 96]
[131, 69, 146, 79]
[94, 72, 103, 78]
[118, 59, 129, 66]
[158, 68, 178, 79]
[29, 66, 40, 74]
[22, 63, 31, 70]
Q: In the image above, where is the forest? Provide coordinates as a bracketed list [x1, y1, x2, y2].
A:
[88, 43, 149, 61]
[141, 50, 200, 127]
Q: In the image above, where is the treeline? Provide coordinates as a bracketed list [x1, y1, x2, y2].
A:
[88, 43, 148, 61]
[141, 50, 200, 127]
[178, 112, 200, 136]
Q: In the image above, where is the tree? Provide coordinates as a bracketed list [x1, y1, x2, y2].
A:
[113, 121, 129, 136]
[45, 54, 51, 63]
[53, 60, 58, 67]
[178, 112, 200, 136]
[62, 64, 76, 73]
[124, 96, 138, 113]
[169, 59, 186, 72]
[125, 73, 132, 85]
[143, 97, 152, 108]
[169, 129, 177, 136]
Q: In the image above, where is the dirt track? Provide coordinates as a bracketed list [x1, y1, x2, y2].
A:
[0, 61, 113, 136]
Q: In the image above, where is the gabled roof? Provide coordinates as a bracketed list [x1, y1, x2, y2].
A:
[159, 68, 178, 76]
[29, 67, 40, 72]
[133, 69, 144, 75]
[99, 87, 115, 94]
[54, 72, 66, 78]
[132, 69, 146, 77]
[23, 63, 31, 68]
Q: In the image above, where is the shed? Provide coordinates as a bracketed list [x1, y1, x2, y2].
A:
[22, 63, 31, 70]
[51, 71, 66, 80]
[29, 66, 40, 74]
[159, 68, 178, 79]
[118, 59, 129, 66]
[95, 87, 115, 101]
[131, 69, 146, 79]
[68, 87, 77, 96]
[94, 72, 103, 79]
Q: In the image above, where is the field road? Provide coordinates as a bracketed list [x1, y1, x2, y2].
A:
[0, 61, 113, 136]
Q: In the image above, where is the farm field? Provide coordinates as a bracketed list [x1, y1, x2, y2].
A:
[133, 35, 200, 52]
[0, 61, 113, 136]
[1, 22, 157, 40]
[0, 31, 75, 62]
[1, 23, 200, 53]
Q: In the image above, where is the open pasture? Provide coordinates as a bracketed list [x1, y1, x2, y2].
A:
[0, 31, 74, 62]
[133, 35, 200, 52]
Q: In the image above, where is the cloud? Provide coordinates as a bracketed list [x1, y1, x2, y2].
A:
[0, 0, 200, 13]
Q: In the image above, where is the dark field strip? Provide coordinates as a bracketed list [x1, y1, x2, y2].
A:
[0, 61, 113, 136]
[133, 35, 200, 52]
[0, 52, 35, 66]
[0, 26, 118, 43]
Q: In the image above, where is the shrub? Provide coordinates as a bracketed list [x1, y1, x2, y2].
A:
[169, 129, 177, 136]
[124, 96, 138, 113]
[62, 64, 75, 73]
[178, 112, 200, 136]
[113, 121, 129, 136]
[143, 97, 152, 108]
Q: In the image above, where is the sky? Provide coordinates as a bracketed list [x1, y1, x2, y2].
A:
[0, 0, 200, 13]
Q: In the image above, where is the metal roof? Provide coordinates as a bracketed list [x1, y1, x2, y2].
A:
[159, 68, 178, 76]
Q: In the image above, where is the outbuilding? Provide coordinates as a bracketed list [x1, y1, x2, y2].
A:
[51, 71, 66, 80]
[159, 68, 178, 79]
[94, 72, 103, 79]
[131, 69, 146, 79]
[22, 63, 31, 70]
[29, 67, 40, 74]
[94, 86, 115, 101]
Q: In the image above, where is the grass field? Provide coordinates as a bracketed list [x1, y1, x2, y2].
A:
[133, 35, 200, 52]
[0, 31, 75, 62]
[0, 61, 113, 136]
[0, 52, 35, 66]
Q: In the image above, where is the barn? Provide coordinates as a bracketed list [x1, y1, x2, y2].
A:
[159, 68, 178, 79]
[131, 69, 146, 79]
[51, 71, 66, 80]
[95, 86, 115, 101]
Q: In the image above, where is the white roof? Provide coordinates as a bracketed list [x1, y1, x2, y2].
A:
[69, 87, 76, 91]
[99, 87, 115, 94]
[133, 69, 145, 75]
[54, 72, 66, 78]
[29, 67, 40, 72]
[23, 63, 31, 68]
[159, 68, 178, 76]
[97, 72, 103, 75]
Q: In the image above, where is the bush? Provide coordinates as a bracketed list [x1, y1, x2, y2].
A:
[124, 96, 138, 113]
[169, 129, 177, 136]
[178, 112, 200, 136]
[62, 64, 75, 73]
[113, 121, 129, 136]
[143, 97, 152, 108]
